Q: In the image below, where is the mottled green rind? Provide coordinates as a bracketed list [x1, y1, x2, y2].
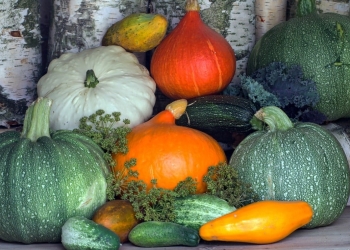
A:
[128, 221, 200, 247]
[247, 12, 350, 121]
[173, 194, 236, 230]
[0, 130, 108, 243]
[61, 216, 120, 250]
[229, 122, 350, 228]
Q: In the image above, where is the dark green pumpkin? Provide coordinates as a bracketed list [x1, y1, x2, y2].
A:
[247, 0, 350, 121]
[0, 98, 108, 243]
[229, 106, 350, 228]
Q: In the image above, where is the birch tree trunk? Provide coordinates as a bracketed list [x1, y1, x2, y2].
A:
[47, 0, 146, 65]
[0, 0, 42, 128]
[287, 0, 350, 19]
[153, 0, 256, 85]
[255, 0, 287, 41]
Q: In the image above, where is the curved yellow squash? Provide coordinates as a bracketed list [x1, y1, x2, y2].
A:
[199, 200, 313, 244]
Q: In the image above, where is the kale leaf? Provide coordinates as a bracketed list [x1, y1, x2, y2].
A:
[224, 62, 326, 124]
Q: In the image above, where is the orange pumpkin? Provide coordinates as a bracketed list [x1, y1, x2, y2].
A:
[199, 200, 313, 244]
[112, 99, 227, 193]
[150, 0, 236, 100]
[92, 200, 139, 243]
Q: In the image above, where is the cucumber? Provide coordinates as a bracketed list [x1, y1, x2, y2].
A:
[175, 95, 256, 143]
[128, 221, 200, 247]
[61, 216, 120, 250]
[173, 194, 236, 230]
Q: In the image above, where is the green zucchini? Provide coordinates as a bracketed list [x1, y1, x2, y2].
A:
[175, 95, 256, 143]
[61, 216, 120, 250]
[128, 221, 200, 247]
[173, 194, 236, 230]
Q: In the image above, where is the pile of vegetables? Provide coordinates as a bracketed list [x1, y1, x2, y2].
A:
[2, 0, 350, 249]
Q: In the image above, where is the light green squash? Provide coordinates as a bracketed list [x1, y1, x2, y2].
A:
[229, 106, 350, 228]
[0, 97, 108, 243]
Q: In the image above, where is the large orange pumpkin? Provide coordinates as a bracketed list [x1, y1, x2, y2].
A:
[150, 0, 236, 100]
[92, 200, 139, 243]
[112, 99, 227, 193]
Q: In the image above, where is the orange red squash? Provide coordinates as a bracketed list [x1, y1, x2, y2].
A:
[112, 99, 227, 193]
[150, 0, 236, 99]
[199, 200, 313, 244]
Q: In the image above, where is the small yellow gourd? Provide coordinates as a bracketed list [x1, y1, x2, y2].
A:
[102, 13, 168, 52]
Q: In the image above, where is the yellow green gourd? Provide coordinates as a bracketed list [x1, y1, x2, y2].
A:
[102, 13, 168, 52]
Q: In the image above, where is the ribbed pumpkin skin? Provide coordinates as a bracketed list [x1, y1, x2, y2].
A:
[247, 13, 350, 121]
[150, 11, 236, 100]
[113, 110, 227, 193]
[0, 130, 108, 243]
[229, 122, 350, 228]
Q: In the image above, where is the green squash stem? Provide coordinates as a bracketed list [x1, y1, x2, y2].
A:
[21, 97, 52, 142]
[254, 106, 294, 132]
[296, 0, 317, 17]
[84, 69, 99, 88]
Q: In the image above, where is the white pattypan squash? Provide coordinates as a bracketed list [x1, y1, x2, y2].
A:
[37, 46, 156, 131]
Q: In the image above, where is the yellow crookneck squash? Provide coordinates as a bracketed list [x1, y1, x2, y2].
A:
[199, 200, 313, 244]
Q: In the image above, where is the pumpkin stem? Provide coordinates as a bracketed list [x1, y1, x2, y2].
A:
[254, 106, 294, 132]
[165, 99, 188, 119]
[84, 69, 99, 88]
[185, 0, 200, 12]
[296, 0, 317, 17]
[21, 97, 52, 142]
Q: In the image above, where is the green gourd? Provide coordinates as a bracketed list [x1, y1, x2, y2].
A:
[128, 221, 200, 247]
[175, 95, 256, 143]
[247, 0, 350, 121]
[0, 97, 108, 243]
[173, 194, 236, 230]
[229, 106, 350, 228]
[61, 216, 120, 250]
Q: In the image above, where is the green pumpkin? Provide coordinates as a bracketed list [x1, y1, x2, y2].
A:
[0, 97, 108, 243]
[247, 0, 350, 121]
[229, 106, 350, 228]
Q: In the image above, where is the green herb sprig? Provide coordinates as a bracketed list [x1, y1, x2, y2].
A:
[203, 162, 258, 208]
[74, 109, 131, 167]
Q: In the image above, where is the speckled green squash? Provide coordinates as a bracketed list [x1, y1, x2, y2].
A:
[229, 106, 350, 228]
[0, 98, 108, 243]
[247, 0, 350, 121]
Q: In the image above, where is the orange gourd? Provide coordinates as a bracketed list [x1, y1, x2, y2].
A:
[92, 200, 139, 243]
[199, 200, 313, 244]
[150, 0, 236, 100]
[112, 99, 227, 193]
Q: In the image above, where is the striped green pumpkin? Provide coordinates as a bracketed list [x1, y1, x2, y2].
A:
[229, 106, 350, 228]
[247, 0, 350, 121]
[0, 97, 108, 243]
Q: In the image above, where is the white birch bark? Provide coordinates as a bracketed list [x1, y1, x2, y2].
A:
[322, 123, 350, 205]
[255, 0, 287, 41]
[153, 0, 256, 85]
[47, 0, 146, 64]
[0, 0, 42, 128]
[287, 0, 349, 19]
